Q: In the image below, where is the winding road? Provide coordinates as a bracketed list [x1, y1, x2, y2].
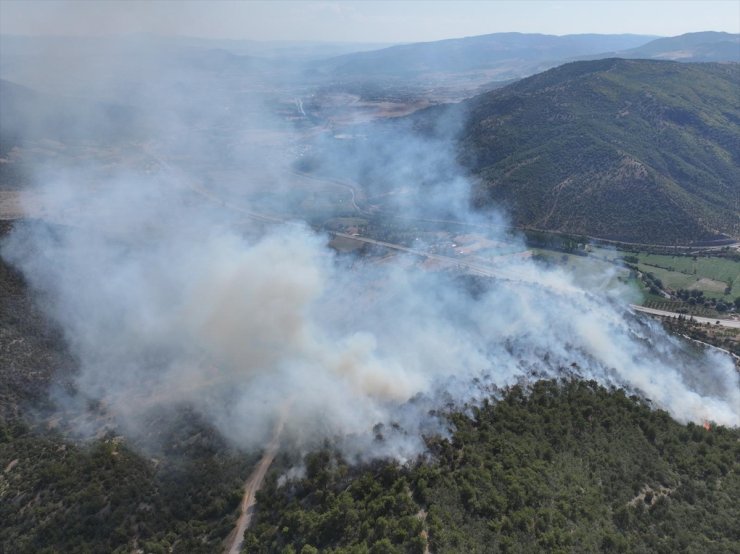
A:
[223, 406, 289, 554]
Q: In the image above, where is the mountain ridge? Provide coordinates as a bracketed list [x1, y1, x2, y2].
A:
[581, 31, 740, 62]
[456, 58, 740, 244]
[312, 32, 658, 81]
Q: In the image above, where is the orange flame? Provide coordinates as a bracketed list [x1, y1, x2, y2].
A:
[702, 420, 711, 431]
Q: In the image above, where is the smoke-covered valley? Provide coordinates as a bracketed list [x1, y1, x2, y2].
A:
[1, 33, 738, 471]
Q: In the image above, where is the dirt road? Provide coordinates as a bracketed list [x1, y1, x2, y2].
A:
[223, 407, 289, 554]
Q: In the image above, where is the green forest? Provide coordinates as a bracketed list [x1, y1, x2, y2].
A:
[460, 59, 740, 245]
[2, 236, 739, 553]
[0, 416, 256, 554]
[245, 380, 740, 554]
[0, 249, 253, 554]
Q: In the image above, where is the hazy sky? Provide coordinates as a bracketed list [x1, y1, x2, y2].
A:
[1, 0, 738, 43]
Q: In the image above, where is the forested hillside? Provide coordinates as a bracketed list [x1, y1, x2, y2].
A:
[0, 235, 251, 554]
[244, 380, 740, 553]
[460, 59, 740, 244]
[2, 222, 739, 553]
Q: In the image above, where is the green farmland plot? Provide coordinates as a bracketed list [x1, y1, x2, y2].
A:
[531, 243, 739, 303]
[635, 254, 739, 298]
[637, 264, 697, 290]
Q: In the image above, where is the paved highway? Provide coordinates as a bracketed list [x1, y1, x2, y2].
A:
[630, 305, 740, 329]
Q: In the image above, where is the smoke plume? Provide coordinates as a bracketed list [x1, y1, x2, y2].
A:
[1, 35, 738, 461]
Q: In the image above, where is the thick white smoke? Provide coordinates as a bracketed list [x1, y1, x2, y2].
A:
[4, 164, 739, 461]
[2, 35, 738, 462]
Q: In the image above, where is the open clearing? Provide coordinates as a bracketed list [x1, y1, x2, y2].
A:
[689, 277, 731, 294]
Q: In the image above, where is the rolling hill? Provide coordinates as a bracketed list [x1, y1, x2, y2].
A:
[586, 31, 740, 63]
[0, 79, 147, 190]
[312, 33, 657, 82]
[0, 79, 144, 146]
[458, 59, 740, 245]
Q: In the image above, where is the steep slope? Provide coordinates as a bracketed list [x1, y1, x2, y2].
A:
[459, 59, 740, 244]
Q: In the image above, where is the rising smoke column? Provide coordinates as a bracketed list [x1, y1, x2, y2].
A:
[3, 164, 739, 462]
[1, 35, 738, 461]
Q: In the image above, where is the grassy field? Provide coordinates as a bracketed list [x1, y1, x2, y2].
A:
[635, 253, 739, 297]
[636, 254, 738, 280]
[588, 247, 740, 300]
[637, 264, 701, 291]
[531, 243, 739, 317]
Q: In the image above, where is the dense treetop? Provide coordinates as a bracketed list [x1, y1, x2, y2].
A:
[245, 379, 740, 554]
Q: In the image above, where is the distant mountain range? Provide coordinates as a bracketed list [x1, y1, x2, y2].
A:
[579, 31, 740, 63]
[457, 59, 740, 245]
[0, 79, 145, 190]
[311, 31, 739, 93]
[312, 32, 659, 82]
[3, 32, 738, 245]
[2, 31, 737, 104]
[0, 79, 145, 154]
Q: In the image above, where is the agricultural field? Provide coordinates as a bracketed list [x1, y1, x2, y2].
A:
[534, 244, 739, 317]
[637, 265, 702, 292]
[587, 247, 739, 297]
[634, 253, 739, 298]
